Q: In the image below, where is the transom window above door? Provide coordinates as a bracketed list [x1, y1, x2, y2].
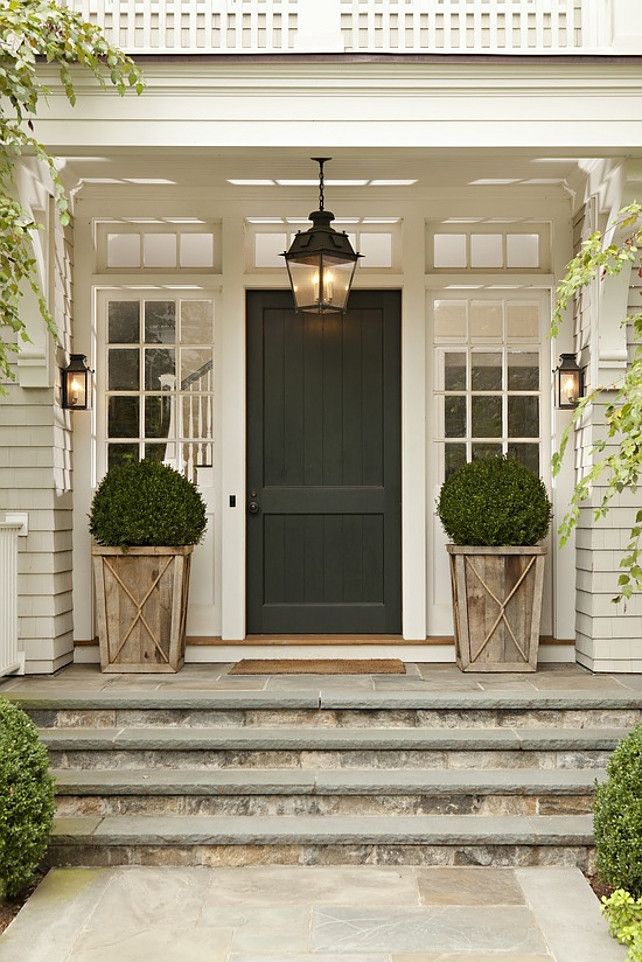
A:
[95, 220, 221, 272]
[103, 297, 215, 481]
[431, 295, 545, 481]
[427, 220, 550, 272]
[246, 216, 400, 271]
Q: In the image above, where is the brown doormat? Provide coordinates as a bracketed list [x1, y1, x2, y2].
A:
[230, 658, 406, 675]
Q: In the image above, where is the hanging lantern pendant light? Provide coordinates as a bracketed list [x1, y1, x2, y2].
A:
[282, 157, 362, 314]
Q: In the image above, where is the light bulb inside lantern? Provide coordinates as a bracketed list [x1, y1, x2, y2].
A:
[560, 373, 577, 406]
[70, 377, 82, 403]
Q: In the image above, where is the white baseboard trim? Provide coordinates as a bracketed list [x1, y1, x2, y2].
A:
[74, 643, 576, 665]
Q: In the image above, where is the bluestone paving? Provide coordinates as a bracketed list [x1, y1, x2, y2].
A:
[0, 865, 623, 961]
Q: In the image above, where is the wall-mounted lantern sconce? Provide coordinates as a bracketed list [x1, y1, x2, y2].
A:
[555, 353, 584, 410]
[282, 157, 362, 314]
[61, 354, 92, 410]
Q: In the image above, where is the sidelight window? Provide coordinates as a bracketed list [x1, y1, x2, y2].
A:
[104, 297, 215, 481]
[432, 296, 544, 481]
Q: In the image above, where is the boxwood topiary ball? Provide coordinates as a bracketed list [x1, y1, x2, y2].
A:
[594, 724, 642, 896]
[0, 698, 55, 899]
[437, 455, 552, 547]
[89, 458, 207, 548]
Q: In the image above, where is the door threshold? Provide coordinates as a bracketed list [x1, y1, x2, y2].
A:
[245, 634, 411, 646]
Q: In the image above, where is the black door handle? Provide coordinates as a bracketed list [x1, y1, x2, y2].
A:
[248, 499, 260, 515]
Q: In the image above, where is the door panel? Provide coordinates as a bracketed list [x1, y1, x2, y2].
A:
[246, 290, 401, 634]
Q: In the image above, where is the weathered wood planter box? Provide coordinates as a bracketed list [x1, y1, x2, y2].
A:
[92, 545, 193, 673]
[447, 544, 547, 672]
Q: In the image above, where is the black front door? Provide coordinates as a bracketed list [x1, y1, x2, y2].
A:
[246, 290, 401, 634]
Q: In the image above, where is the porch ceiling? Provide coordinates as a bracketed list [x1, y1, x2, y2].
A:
[57, 148, 590, 198]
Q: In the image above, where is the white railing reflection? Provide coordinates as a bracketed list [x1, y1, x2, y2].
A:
[157, 360, 213, 483]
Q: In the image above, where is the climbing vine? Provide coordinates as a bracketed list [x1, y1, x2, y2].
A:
[552, 202, 642, 600]
[0, 0, 143, 387]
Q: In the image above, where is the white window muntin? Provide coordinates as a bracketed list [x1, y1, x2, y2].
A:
[430, 292, 547, 482]
[97, 290, 216, 483]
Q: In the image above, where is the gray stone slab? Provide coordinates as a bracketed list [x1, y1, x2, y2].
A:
[52, 816, 103, 838]
[392, 955, 552, 962]
[45, 726, 523, 751]
[64, 865, 233, 961]
[41, 728, 122, 749]
[266, 675, 375, 691]
[207, 865, 421, 907]
[313, 767, 605, 795]
[69, 924, 232, 961]
[0, 868, 113, 962]
[311, 905, 548, 954]
[227, 905, 312, 952]
[1, 865, 616, 962]
[157, 677, 269, 690]
[515, 728, 623, 750]
[231, 956, 389, 962]
[416, 866, 525, 905]
[11, 690, 321, 709]
[320, 690, 642, 709]
[53, 767, 317, 795]
[41, 724, 621, 752]
[516, 867, 626, 962]
[50, 813, 595, 846]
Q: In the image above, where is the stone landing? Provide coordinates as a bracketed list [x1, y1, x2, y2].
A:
[0, 866, 624, 962]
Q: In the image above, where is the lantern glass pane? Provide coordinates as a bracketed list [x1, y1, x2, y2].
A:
[320, 255, 355, 312]
[66, 371, 87, 408]
[559, 370, 580, 407]
[287, 256, 323, 311]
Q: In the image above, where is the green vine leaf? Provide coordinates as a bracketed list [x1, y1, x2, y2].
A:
[0, 0, 144, 392]
[553, 204, 642, 600]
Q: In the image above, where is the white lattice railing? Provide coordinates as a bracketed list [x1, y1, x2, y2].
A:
[61, 0, 619, 55]
[342, 0, 586, 53]
[0, 518, 26, 678]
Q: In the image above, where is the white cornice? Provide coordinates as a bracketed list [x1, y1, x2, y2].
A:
[35, 60, 642, 94]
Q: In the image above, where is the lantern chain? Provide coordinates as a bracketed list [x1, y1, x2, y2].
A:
[312, 156, 331, 212]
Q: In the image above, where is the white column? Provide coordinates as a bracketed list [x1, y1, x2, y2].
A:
[220, 215, 247, 640]
[401, 213, 427, 640]
[71, 207, 96, 645]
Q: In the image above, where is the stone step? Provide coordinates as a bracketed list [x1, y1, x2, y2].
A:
[53, 766, 605, 795]
[53, 767, 602, 817]
[41, 725, 619, 770]
[11, 689, 642, 731]
[47, 813, 596, 870]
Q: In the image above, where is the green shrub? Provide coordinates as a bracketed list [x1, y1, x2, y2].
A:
[595, 724, 642, 896]
[437, 455, 552, 546]
[0, 698, 55, 899]
[602, 890, 642, 962]
[89, 458, 207, 548]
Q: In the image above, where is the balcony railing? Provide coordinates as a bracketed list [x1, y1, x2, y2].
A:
[62, 1, 630, 56]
